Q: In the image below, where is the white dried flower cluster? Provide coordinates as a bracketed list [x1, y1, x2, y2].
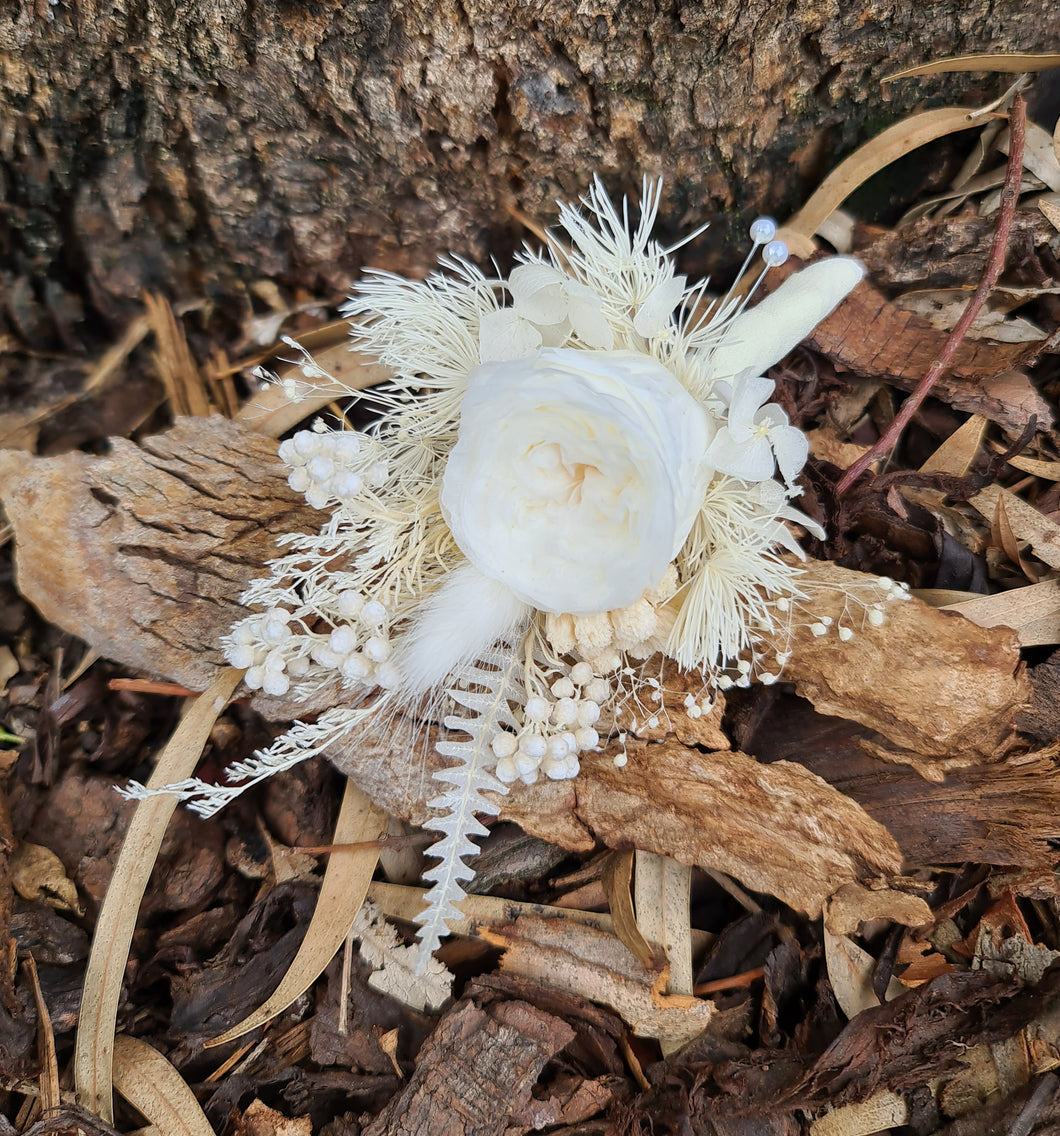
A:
[124, 176, 888, 968]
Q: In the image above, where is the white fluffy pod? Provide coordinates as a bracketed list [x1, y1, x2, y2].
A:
[704, 258, 865, 383]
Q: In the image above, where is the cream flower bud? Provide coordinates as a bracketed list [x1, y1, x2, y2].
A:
[441, 347, 712, 615]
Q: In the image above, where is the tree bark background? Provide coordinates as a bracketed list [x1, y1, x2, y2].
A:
[0, 0, 1055, 334]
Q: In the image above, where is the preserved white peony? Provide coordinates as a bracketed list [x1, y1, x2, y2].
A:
[440, 346, 712, 615]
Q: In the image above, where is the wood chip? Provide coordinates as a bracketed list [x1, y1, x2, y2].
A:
[483, 916, 714, 1045]
[362, 996, 574, 1136]
[771, 559, 1030, 761]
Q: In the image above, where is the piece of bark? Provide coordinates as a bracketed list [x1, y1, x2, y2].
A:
[3, 2, 1056, 329]
[362, 997, 574, 1136]
[0, 415, 904, 914]
[774, 558, 1030, 764]
[0, 417, 325, 693]
[1, 415, 1038, 909]
[0, 416, 1031, 756]
[747, 693, 1060, 869]
[483, 916, 714, 1045]
[853, 212, 1060, 291]
[331, 724, 902, 918]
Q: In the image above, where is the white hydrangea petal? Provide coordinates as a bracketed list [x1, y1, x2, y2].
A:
[753, 478, 787, 511]
[633, 274, 687, 338]
[478, 308, 542, 363]
[725, 374, 775, 443]
[707, 428, 776, 482]
[537, 318, 572, 347]
[753, 403, 790, 429]
[770, 424, 810, 486]
[509, 263, 569, 325]
[567, 291, 615, 349]
[704, 257, 865, 381]
[758, 518, 808, 558]
[508, 261, 565, 305]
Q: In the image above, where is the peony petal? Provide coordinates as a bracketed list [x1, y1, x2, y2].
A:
[478, 308, 543, 363]
[632, 274, 687, 338]
[442, 348, 710, 614]
[703, 257, 865, 381]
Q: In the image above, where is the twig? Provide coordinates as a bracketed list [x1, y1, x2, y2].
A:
[836, 93, 1027, 496]
[693, 966, 766, 996]
[297, 832, 436, 856]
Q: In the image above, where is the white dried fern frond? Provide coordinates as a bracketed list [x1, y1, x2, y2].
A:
[353, 899, 453, 1012]
[414, 643, 525, 972]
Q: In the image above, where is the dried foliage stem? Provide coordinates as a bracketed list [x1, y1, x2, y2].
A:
[836, 93, 1028, 496]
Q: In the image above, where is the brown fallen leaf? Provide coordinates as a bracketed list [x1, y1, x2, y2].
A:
[941, 579, 1060, 647]
[773, 259, 1053, 435]
[112, 1035, 215, 1136]
[883, 52, 1060, 82]
[971, 484, 1060, 571]
[10, 841, 83, 916]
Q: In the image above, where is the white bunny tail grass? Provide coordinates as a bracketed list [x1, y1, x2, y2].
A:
[704, 258, 865, 383]
[391, 563, 531, 699]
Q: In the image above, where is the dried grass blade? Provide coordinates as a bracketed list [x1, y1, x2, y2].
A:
[785, 108, 988, 242]
[884, 54, 1060, 83]
[73, 668, 242, 1123]
[144, 292, 212, 418]
[112, 1035, 214, 1136]
[206, 778, 385, 1047]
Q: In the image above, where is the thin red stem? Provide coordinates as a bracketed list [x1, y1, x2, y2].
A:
[835, 94, 1027, 496]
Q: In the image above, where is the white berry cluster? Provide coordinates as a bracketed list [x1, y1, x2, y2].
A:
[542, 566, 679, 675]
[279, 427, 388, 512]
[491, 660, 608, 784]
[223, 591, 399, 699]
